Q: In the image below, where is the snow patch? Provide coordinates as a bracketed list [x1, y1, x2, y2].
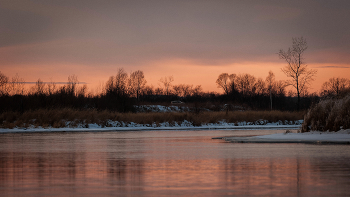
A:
[134, 105, 189, 112]
[0, 119, 303, 133]
[256, 129, 350, 141]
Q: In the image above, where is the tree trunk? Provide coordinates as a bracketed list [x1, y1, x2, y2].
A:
[270, 90, 272, 111]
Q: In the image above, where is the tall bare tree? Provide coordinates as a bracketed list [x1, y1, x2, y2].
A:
[0, 71, 9, 95]
[321, 77, 350, 96]
[142, 85, 155, 97]
[192, 85, 203, 97]
[275, 80, 287, 96]
[46, 79, 57, 95]
[181, 84, 193, 97]
[115, 68, 128, 96]
[154, 87, 163, 95]
[266, 71, 275, 110]
[10, 73, 25, 95]
[278, 37, 317, 110]
[216, 73, 235, 96]
[236, 73, 256, 96]
[106, 68, 129, 96]
[34, 79, 45, 95]
[77, 84, 87, 97]
[129, 70, 146, 100]
[159, 76, 174, 96]
[67, 75, 79, 96]
[254, 78, 266, 96]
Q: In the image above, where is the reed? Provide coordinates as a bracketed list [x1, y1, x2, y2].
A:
[302, 94, 350, 132]
[0, 108, 304, 129]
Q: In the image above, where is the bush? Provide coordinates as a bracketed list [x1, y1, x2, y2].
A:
[302, 94, 350, 132]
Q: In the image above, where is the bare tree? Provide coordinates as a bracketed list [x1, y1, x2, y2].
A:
[321, 77, 350, 96]
[67, 74, 79, 96]
[94, 81, 105, 96]
[159, 76, 174, 96]
[172, 85, 182, 97]
[254, 78, 266, 96]
[142, 85, 155, 96]
[216, 73, 235, 95]
[154, 87, 163, 95]
[180, 84, 193, 97]
[34, 79, 45, 95]
[46, 79, 57, 95]
[129, 70, 147, 100]
[0, 71, 9, 95]
[192, 85, 203, 97]
[266, 71, 275, 110]
[275, 80, 287, 96]
[106, 68, 129, 96]
[278, 37, 317, 110]
[77, 84, 87, 97]
[106, 76, 115, 93]
[10, 73, 25, 95]
[172, 84, 193, 97]
[236, 74, 256, 96]
[115, 68, 128, 96]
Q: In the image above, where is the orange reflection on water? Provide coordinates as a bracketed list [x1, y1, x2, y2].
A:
[1, 132, 350, 196]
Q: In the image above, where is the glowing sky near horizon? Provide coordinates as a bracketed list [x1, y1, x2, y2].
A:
[1, 0, 349, 94]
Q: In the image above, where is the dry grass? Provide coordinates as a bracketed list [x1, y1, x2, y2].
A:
[0, 108, 304, 129]
[302, 94, 350, 132]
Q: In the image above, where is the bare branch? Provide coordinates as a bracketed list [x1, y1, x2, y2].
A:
[278, 37, 316, 110]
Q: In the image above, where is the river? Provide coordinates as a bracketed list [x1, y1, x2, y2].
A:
[1, 130, 350, 196]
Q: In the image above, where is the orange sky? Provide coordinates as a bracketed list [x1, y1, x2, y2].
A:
[1, 60, 348, 95]
[1, 1, 349, 94]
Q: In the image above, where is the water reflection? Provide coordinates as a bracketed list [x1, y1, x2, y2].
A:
[0, 131, 350, 196]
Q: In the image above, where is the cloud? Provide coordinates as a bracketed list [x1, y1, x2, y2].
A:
[314, 65, 350, 69]
[1, 0, 350, 72]
[253, 5, 302, 22]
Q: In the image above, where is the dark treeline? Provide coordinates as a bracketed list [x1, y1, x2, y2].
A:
[0, 69, 349, 113]
[214, 72, 319, 111]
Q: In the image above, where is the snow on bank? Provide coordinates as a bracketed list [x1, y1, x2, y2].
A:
[256, 130, 350, 142]
[134, 105, 190, 112]
[0, 120, 303, 133]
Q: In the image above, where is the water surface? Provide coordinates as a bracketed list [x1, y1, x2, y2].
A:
[1, 130, 350, 196]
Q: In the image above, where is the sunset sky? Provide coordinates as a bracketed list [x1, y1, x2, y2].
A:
[1, 0, 349, 94]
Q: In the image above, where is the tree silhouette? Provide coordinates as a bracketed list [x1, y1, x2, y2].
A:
[278, 37, 317, 110]
[34, 79, 45, 95]
[266, 71, 275, 110]
[159, 76, 174, 96]
[216, 73, 235, 96]
[46, 80, 57, 95]
[321, 77, 350, 97]
[106, 68, 129, 97]
[67, 75, 79, 96]
[0, 71, 9, 95]
[236, 74, 256, 96]
[10, 73, 25, 95]
[129, 70, 146, 100]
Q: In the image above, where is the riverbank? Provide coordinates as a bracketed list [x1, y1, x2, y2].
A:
[222, 129, 350, 144]
[0, 121, 302, 133]
[0, 109, 304, 130]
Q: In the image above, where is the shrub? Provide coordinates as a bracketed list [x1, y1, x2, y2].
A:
[302, 94, 350, 132]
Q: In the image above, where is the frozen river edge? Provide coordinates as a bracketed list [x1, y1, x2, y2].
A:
[0, 125, 301, 133]
[1, 124, 350, 144]
[221, 129, 350, 144]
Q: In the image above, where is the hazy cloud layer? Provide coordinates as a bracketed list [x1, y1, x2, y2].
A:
[1, 0, 350, 69]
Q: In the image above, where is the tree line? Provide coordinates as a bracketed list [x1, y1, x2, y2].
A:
[1, 67, 349, 113]
[1, 37, 349, 113]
